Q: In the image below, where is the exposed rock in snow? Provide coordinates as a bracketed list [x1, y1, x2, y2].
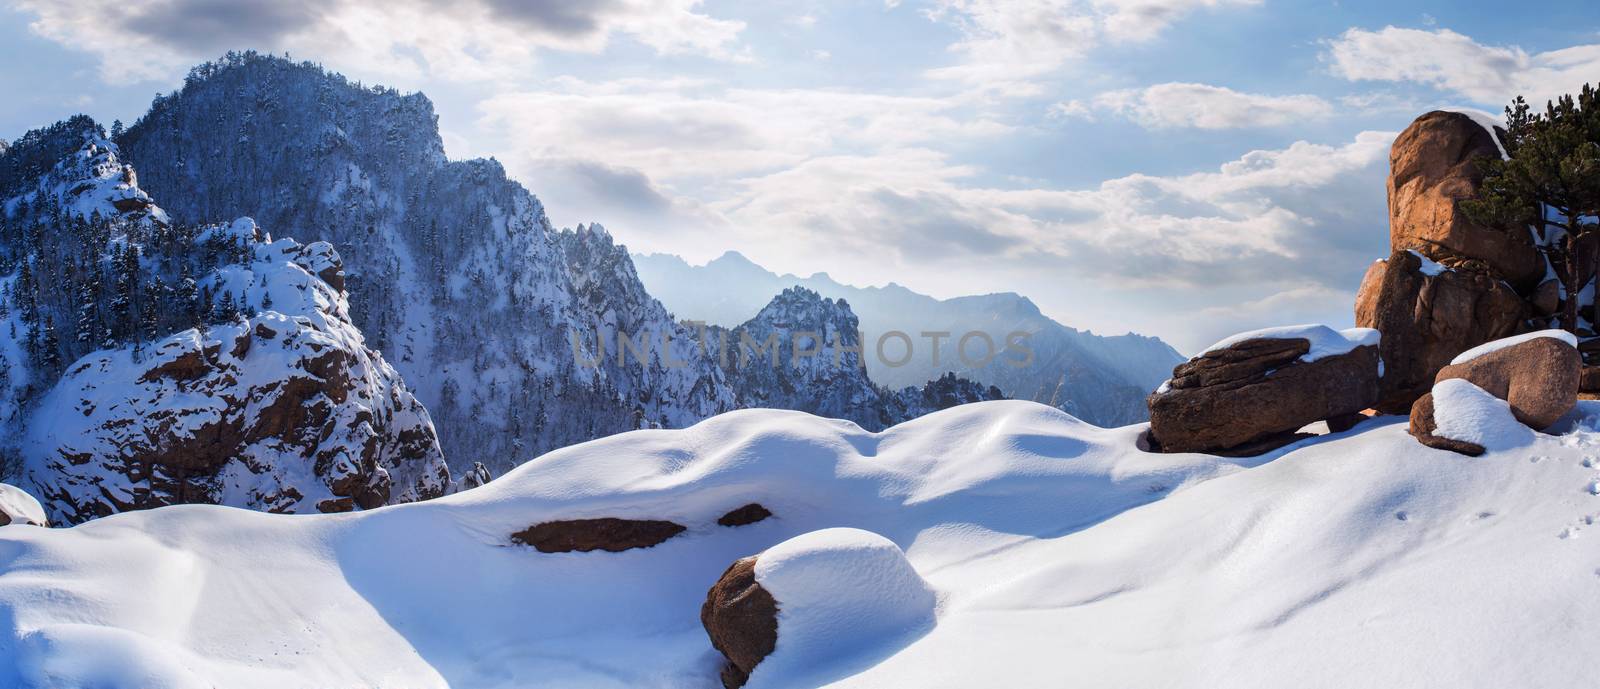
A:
[1149, 328, 1380, 454]
[2, 400, 1599, 687]
[511, 517, 687, 553]
[750, 528, 936, 688]
[0, 484, 47, 527]
[1356, 249, 1528, 413]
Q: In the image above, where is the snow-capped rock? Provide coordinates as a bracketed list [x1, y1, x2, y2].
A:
[0, 483, 47, 527]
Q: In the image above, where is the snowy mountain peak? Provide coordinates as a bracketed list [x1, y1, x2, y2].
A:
[2, 117, 167, 228]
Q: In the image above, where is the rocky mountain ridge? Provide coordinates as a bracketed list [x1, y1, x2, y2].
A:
[634, 250, 1181, 426]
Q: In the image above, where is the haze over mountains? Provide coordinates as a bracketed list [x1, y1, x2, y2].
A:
[636, 250, 1183, 427]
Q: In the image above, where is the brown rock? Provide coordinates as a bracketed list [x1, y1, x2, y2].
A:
[1433, 335, 1579, 430]
[511, 518, 686, 553]
[1582, 365, 1600, 393]
[1147, 336, 1379, 454]
[702, 556, 779, 689]
[1388, 111, 1542, 289]
[1355, 250, 1528, 413]
[717, 503, 773, 527]
[1407, 392, 1486, 456]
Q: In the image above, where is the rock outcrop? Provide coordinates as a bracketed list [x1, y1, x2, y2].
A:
[1147, 327, 1380, 454]
[511, 518, 687, 553]
[717, 503, 773, 527]
[27, 221, 449, 523]
[1356, 250, 1528, 412]
[1409, 332, 1579, 455]
[701, 556, 780, 688]
[1387, 111, 1542, 289]
[701, 528, 935, 689]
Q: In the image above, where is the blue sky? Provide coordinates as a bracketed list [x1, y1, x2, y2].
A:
[3, 0, 1599, 351]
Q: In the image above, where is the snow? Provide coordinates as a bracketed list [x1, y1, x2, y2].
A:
[1407, 249, 1447, 276]
[0, 484, 47, 527]
[2, 399, 1600, 688]
[752, 528, 936, 687]
[1445, 108, 1510, 160]
[1448, 329, 1577, 366]
[1429, 378, 1534, 451]
[1198, 324, 1380, 362]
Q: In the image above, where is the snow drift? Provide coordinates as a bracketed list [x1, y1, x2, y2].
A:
[1, 399, 1597, 688]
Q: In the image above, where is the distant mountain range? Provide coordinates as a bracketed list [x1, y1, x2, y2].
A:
[635, 251, 1183, 426]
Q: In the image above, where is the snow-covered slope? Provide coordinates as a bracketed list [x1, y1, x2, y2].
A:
[634, 250, 1183, 426]
[2, 399, 1594, 687]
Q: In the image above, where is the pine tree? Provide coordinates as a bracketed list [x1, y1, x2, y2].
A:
[1465, 85, 1600, 334]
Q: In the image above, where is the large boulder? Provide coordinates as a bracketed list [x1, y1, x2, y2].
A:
[702, 556, 780, 689]
[1147, 326, 1380, 454]
[1388, 110, 1542, 289]
[0, 484, 48, 527]
[1432, 331, 1580, 430]
[1355, 250, 1529, 413]
[701, 528, 935, 688]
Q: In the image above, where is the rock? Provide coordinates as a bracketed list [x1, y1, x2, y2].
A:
[717, 503, 773, 527]
[701, 556, 779, 688]
[1582, 365, 1600, 394]
[452, 462, 493, 493]
[1532, 279, 1561, 317]
[1433, 333, 1579, 430]
[1387, 110, 1542, 289]
[511, 518, 686, 553]
[1325, 412, 1367, 433]
[1147, 330, 1379, 454]
[1355, 250, 1528, 413]
[1407, 392, 1486, 456]
[703, 528, 935, 688]
[0, 484, 49, 527]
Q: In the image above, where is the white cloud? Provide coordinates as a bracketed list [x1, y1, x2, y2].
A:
[915, 0, 1258, 92]
[12, 0, 748, 83]
[478, 74, 1395, 302]
[1324, 26, 1600, 105]
[1062, 82, 1333, 129]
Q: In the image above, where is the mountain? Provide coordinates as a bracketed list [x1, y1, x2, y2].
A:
[0, 118, 448, 522]
[714, 287, 1003, 429]
[634, 250, 1184, 426]
[111, 52, 988, 475]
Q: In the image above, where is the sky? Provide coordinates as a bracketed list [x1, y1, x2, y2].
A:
[3, 1, 1599, 353]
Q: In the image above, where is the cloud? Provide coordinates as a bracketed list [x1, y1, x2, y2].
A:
[11, 0, 748, 83]
[1324, 26, 1600, 105]
[1059, 82, 1333, 129]
[914, 0, 1258, 93]
[477, 75, 1393, 300]
[1180, 285, 1358, 353]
